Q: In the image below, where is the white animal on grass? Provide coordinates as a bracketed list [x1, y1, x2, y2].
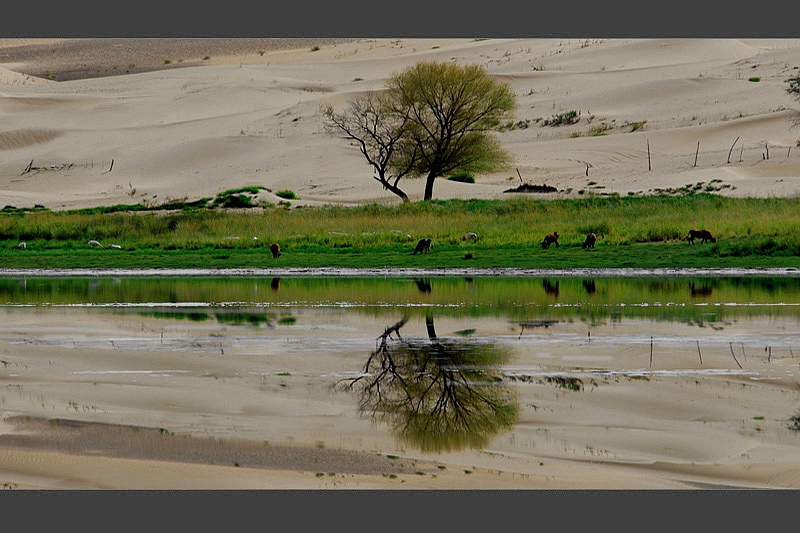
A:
[17, 242, 26, 249]
[110, 244, 122, 249]
[463, 232, 478, 241]
[88, 240, 102, 247]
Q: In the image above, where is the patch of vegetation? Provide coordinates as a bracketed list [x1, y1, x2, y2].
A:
[650, 180, 732, 197]
[211, 186, 267, 209]
[787, 75, 800, 95]
[748, 76, 761, 82]
[545, 375, 583, 391]
[310, 46, 320, 52]
[541, 110, 579, 126]
[3, 195, 800, 270]
[499, 119, 531, 131]
[275, 190, 298, 200]
[627, 120, 646, 132]
[447, 172, 475, 184]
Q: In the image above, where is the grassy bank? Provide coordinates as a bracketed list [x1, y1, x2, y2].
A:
[1, 195, 799, 270]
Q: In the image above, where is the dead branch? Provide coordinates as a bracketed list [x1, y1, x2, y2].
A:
[727, 136, 739, 164]
[729, 342, 742, 369]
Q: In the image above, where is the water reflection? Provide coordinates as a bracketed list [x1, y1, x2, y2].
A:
[341, 315, 519, 453]
[3, 275, 800, 325]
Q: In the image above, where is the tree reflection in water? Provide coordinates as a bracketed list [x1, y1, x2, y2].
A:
[342, 314, 519, 453]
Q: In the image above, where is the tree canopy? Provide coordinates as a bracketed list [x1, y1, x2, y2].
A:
[323, 61, 517, 202]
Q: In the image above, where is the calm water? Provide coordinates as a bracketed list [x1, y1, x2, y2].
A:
[2, 274, 800, 454]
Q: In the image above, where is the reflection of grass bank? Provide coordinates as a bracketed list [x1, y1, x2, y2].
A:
[2, 276, 798, 324]
[1, 195, 799, 269]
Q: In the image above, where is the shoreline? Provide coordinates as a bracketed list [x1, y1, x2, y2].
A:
[0, 267, 798, 278]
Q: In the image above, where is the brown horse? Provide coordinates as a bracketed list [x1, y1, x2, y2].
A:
[687, 229, 716, 244]
[541, 232, 559, 249]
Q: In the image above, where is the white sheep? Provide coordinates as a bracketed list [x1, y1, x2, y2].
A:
[88, 240, 102, 247]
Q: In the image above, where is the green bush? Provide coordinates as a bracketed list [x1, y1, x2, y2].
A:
[276, 190, 297, 200]
[447, 172, 475, 184]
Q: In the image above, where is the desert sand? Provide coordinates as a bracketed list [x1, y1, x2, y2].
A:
[2, 38, 800, 491]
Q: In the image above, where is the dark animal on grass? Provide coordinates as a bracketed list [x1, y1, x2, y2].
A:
[582, 232, 597, 249]
[687, 229, 716, 244]
[413, 238, 432, 254]
[541, 232, 559, 249]
[269, 243, 282, 258]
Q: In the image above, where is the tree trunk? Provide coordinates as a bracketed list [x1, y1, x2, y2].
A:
[373, 177, 410, 203]
[425, 315, 438, 339]
[423, 173, 436, 201]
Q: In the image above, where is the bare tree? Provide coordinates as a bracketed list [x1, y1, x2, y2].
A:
[321, 91, 417, 203]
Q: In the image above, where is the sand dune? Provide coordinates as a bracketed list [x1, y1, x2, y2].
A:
[1, 38, 798, 210]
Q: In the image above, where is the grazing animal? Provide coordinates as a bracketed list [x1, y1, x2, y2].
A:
[17, 242, 26, 249]
[541, 232, 559, 249]
[269, 243, 282, 258]
[88, 240, 102, 247]
[582, 232, 597, 249]
[463, 232, 478, 241]
[687, 229, 716, 244]
[109, 244, 122, 250]
[413, 238, 432, 254]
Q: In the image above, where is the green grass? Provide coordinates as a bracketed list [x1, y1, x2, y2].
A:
[1, 194, 799, 270]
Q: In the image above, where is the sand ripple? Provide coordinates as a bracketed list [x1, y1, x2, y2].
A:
[0, 128, 62, 150]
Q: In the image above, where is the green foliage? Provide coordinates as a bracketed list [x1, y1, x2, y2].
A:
[387, 61, 517, 200]
[541, 110, 579, 126]
[2, 195, 800, 269]
[275, 190, 297, 200]
[212, 186, 266, 209]
[748, 76, 761, 82]
[447, 172, 475, 183]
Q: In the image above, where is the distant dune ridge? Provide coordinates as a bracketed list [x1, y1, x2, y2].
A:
[1, 37, 799, 212]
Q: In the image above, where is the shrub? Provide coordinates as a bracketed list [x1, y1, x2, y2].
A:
[276, 190, 298, 200]
[748, 76, 761, 82]
[447, 172, 475, 184]
[541, 110, 579, 126]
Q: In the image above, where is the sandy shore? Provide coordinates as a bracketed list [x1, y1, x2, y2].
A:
[2, 38, 800, 491]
